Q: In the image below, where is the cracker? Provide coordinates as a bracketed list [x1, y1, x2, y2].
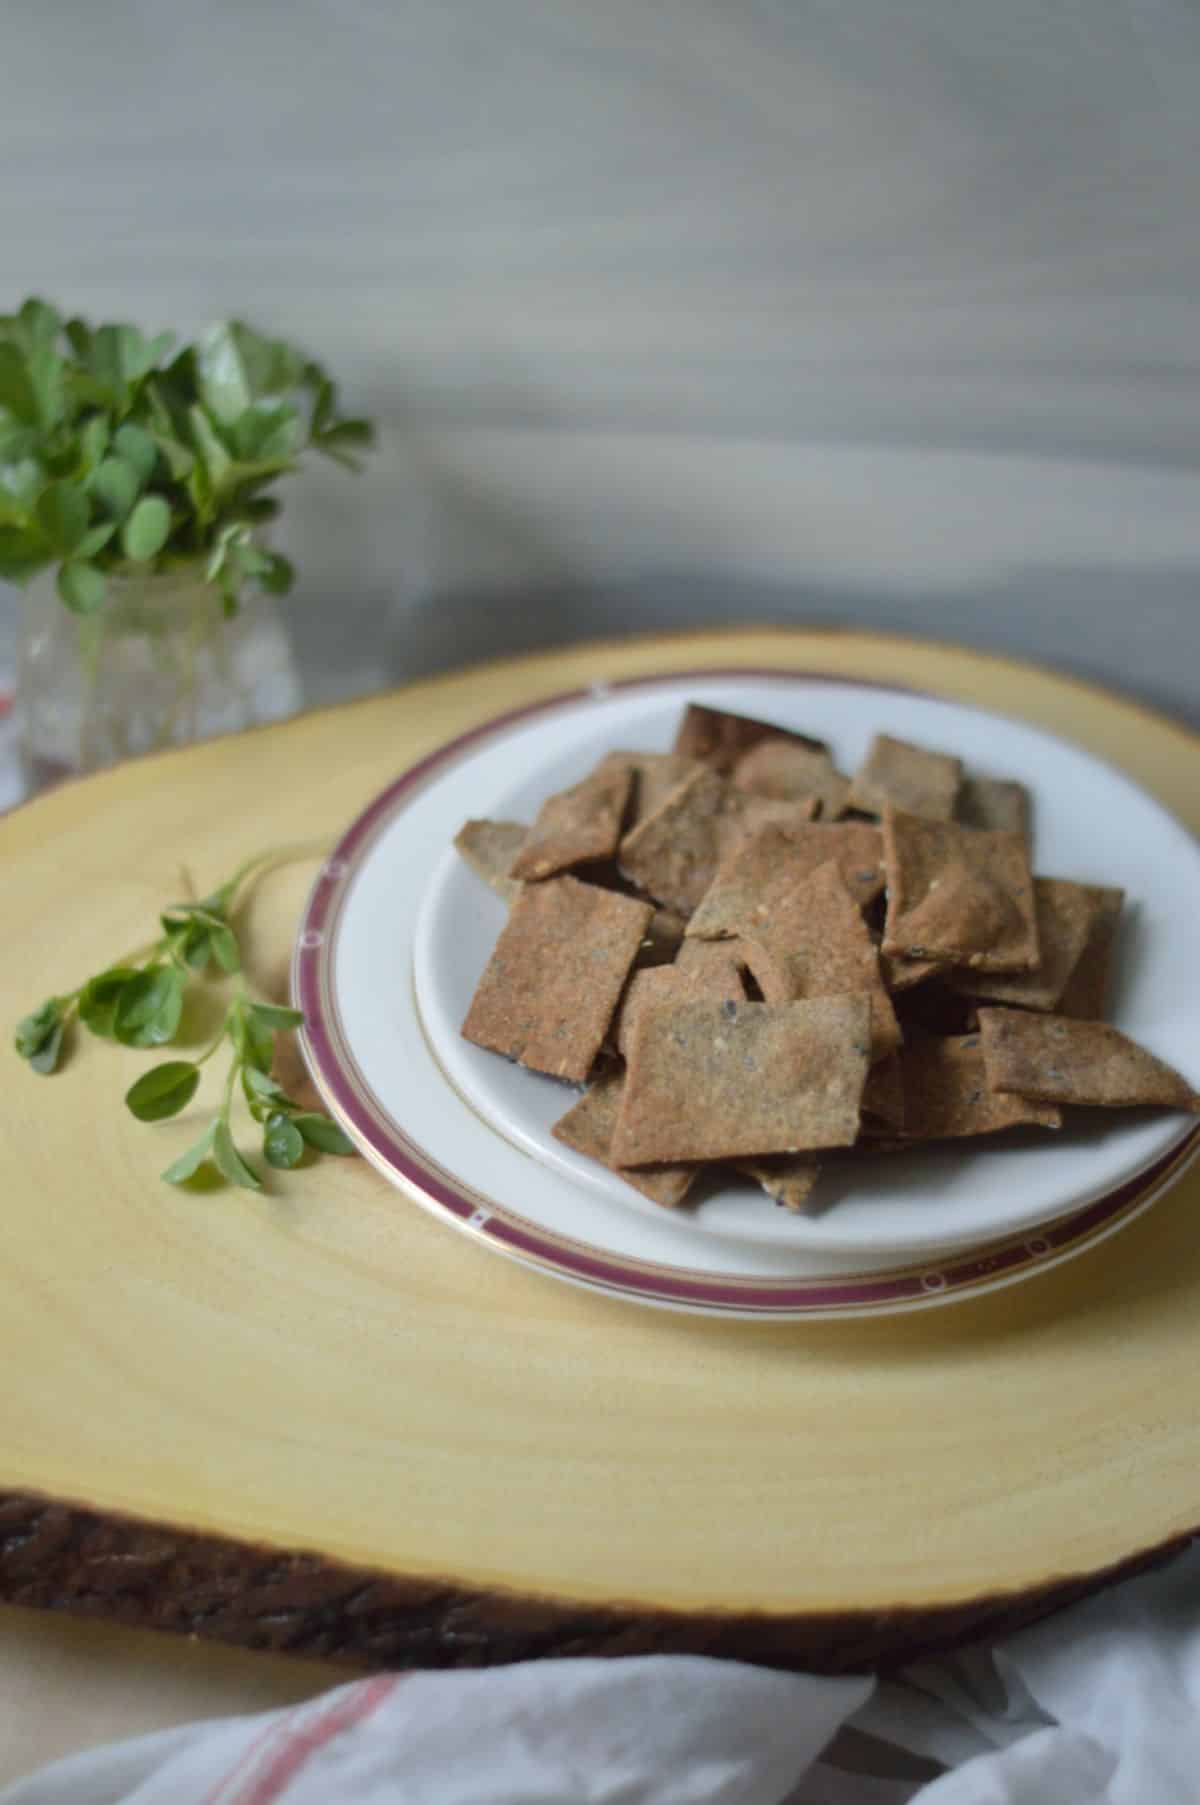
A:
[848, 734, 962, 820]
[736, 1156, 822, 1212]
[948, 879, 1119, 1013]
[617, 768, 814, 915]
[613, 946, 746, 1059]
[454, 819, 529, 906]
[738, 860, 901, 1062]
[687, 821, 885, 939]
[957, 775, 1031, 837]
[462, 876, 652, 1082]
[552, 1070, 697, 1208]
[640, 907, 689, 966]
[977, 1009, 1200, 1112]
[509, 758, 633, 881]
[732, 740, 852, 819]
[896, 1035, 1062, 1140]
[1056, 888, 1124, 1020]
[613, 996, 870, 1164]
[672, 704, 828, 776]
[882, 809, 1039, 973]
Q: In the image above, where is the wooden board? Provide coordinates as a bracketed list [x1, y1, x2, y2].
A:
[2, 627, 1199, 1673]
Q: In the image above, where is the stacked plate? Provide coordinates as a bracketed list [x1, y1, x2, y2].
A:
[293, 674, 1200, 1319]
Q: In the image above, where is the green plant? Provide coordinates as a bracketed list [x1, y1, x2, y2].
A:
[0, 298, 372, 616]
[14, 846, 356, 1192]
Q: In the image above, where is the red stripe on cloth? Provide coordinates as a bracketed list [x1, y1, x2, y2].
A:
[227, 1675, 401, 1805]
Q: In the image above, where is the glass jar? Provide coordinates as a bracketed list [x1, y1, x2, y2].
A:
[16, 561, 303, 791]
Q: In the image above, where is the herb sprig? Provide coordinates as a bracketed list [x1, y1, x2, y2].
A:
[14, 848, 354, 1190]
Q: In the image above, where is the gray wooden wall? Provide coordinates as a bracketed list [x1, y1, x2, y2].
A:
[3, 1, 1199, 718]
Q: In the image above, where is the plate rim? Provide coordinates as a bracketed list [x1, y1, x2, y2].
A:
[293, 667, 1200, 1319]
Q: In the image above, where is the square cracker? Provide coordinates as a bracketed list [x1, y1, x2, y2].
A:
[731, 740, 852, 819]
[613, 942, 746, 1059]
[509, 757, 633, 881]
[671, 704, 828, 776]
[957, 775, 1031, 837]
[977, 1009, 1200, 1112]
[896, 1035, 1062, 1139]
[739, 860, 901, 1062]
[454, 820, 528, 906]
[552, 1070, 697, 1208]
[848, 733, 962, 820]
[618, 768, 814, 915]
[462, 875, 652, 1082]
[613, 996, 870, 1165]
[948, 879, 1122, 1013]
[882, 808, 1039, 973]
[687, 821, 885, 940]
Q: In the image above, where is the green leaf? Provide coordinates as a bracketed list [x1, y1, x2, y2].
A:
[27, 345, 65, 429]
[121, 493, 170, 562]
[0, 344, 38, 424]
[256, 551, 294, 595]
[293, 1113, 356, 1156]
[78, 967, 140, 1038]
[0, 453, 40, 507]
[263, 1111, 304, 1169]
[114, 966, 184, 1047]
[63, 317, 92, 360]
[75, 520, 116, 557]
[187, 404, 233, 494]
[318, 418, 374, 447]
[150, 431, 193, 480]
[92, 454, 141, 517]
[34, 480, 88, 552]
[79, 414, 111, 473]
[15, 998, 66, 1073]
[125, 1060, 201, 1122]
[228, 322, 307, 399]
[18, 297, 62, 348]
[212, 1117, 262, 1190]
[248, 1001, 305, 1032]
[56, 560, 107, 614]
[210, 924, 241, 973]
[241, 1009, 276, 1072]
[196, 323, 252, 425]
[162, 1122, 217, 1186]
[242, 1064, 291, 1121]
[113, 421, 158, 484]
[230, 400, 301, 465]
[0, 524, 51, 582]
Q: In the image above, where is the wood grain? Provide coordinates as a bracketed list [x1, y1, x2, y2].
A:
[2, 628, 1199, 1672]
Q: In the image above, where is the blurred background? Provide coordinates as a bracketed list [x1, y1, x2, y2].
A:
[2, 0, 1199, 722]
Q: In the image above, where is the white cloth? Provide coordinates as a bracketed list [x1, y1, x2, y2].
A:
[2, 1544, 1198, 1805]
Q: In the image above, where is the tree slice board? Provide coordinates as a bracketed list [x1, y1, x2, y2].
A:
[2, 628, 1198, 1675]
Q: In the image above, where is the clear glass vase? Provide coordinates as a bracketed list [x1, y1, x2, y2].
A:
[17, 562, 303, 791]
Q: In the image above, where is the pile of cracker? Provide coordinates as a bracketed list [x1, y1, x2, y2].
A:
[456, 705, 1199, 1214]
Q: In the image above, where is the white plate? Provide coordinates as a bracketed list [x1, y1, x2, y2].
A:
[294, 671, 1200, 1317]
